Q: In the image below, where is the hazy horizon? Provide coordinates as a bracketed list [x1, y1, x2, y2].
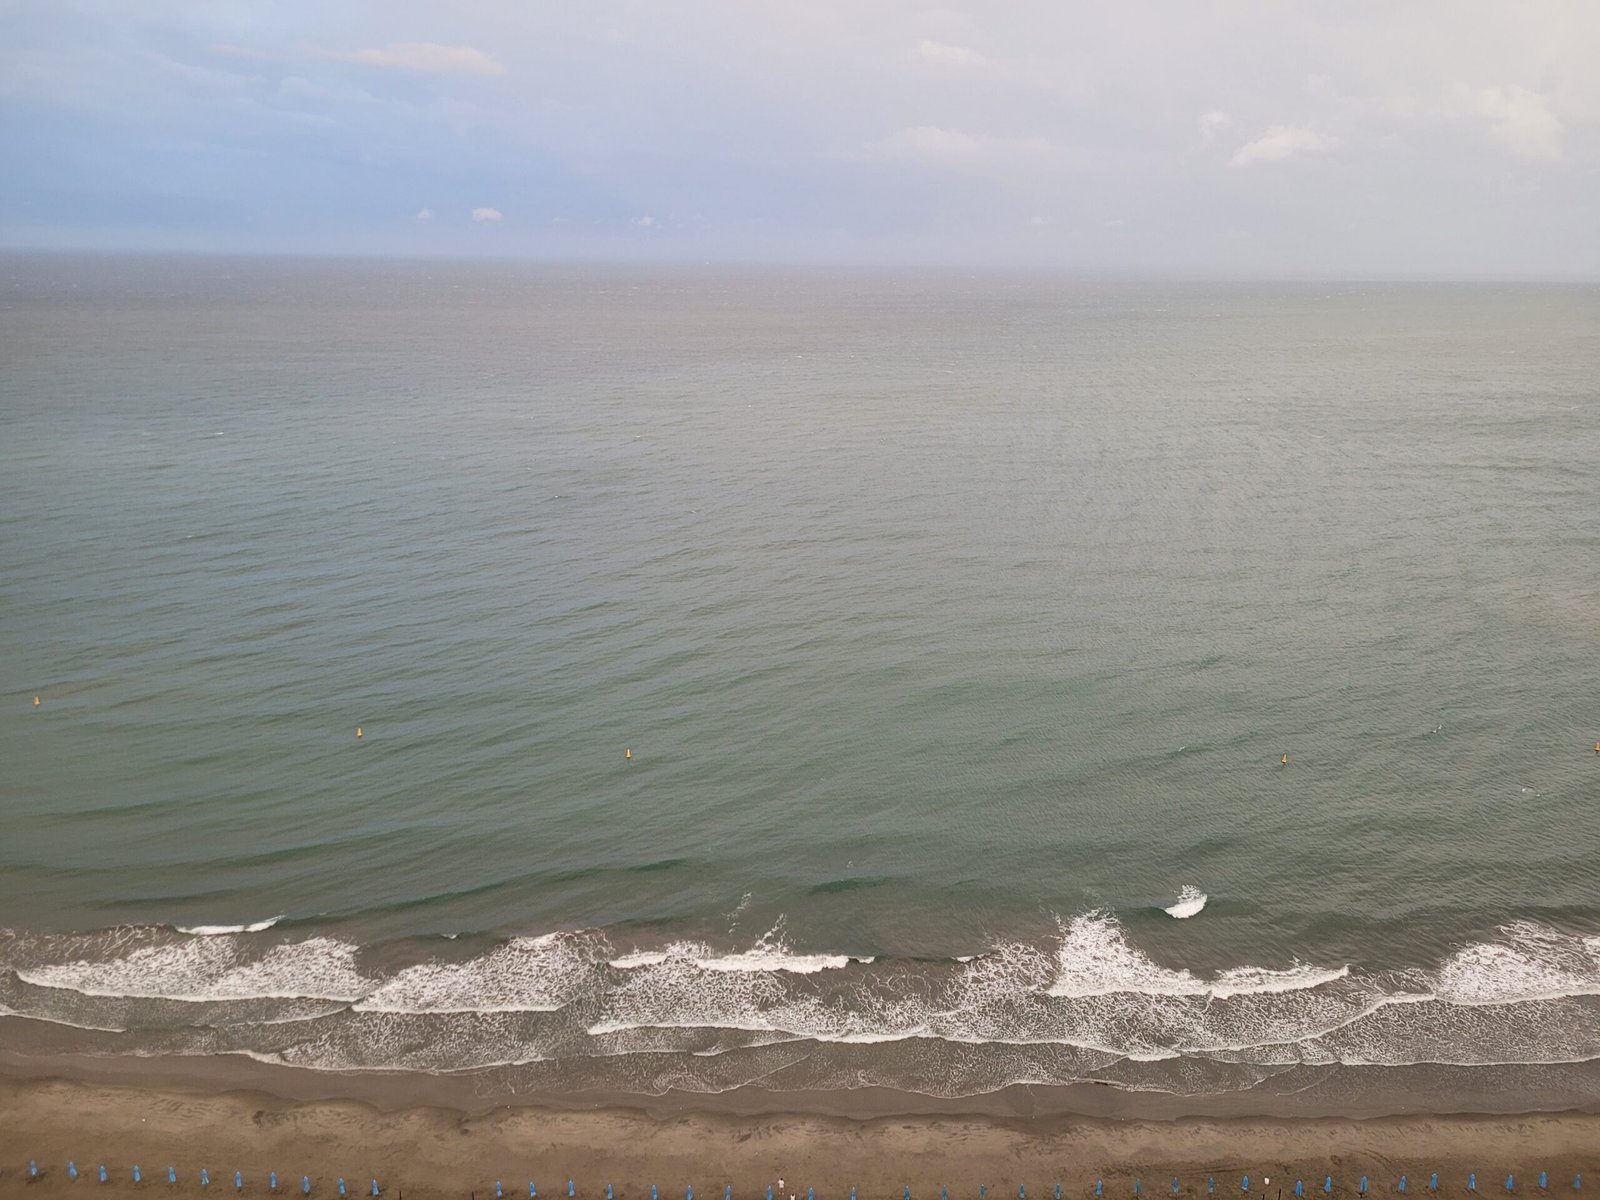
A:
[3, 3, 1598, 277]
[5, 248, 1600, 285]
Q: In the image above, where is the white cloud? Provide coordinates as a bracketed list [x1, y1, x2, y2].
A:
[414, 207, 433, 221]
[1476, 85, 1564, 160]
[1198, 110, 1231, 144]
[914, 39, 991, 68]
[333, 43, 504, 76]
[1228, 124, 1338, 166]
[1374, 83, 1567, 162]
[632, 215, 661, 229]
[470, 207, 502, 222]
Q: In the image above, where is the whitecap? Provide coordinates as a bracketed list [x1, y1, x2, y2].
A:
[177, 917, 283, 936]
[1164, 886, 1207, 919]
[17, 936, 369, 1003]
[1047, 911, 1347, 999]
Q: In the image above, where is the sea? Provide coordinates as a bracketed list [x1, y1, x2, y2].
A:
[2, 253, 1598, 1115]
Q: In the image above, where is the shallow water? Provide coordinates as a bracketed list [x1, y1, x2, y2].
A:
[2, 256, 1598, 1105]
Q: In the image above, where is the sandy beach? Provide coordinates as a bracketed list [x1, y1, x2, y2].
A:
[3, 1072, 1596, 1200]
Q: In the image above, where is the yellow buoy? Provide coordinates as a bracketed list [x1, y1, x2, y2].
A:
[1594, 742, 1599, 753]
[356, 726, 363, 739]
[625, 747, 631, 760]
[1281, 754, 1288, 765]
[33, 695, 41, 706]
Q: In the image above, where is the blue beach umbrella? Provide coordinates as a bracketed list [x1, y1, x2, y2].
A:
[1295, 1183, 1302, 1197]
[1401, 1178, 1408, 1193]
[1243, 1178, 1250, 1194]
[1359, 1177, 1367, 1195]
[69, 1163, 79, 1181]
[1471, 1177, 1478, 1193]
[238, 1172, 245, 1191]
[1541, 1176, 1548, 1192]
[1097, 1183, 1104, 1197]
[100, 1166, 108, 1184]
[1507, 1178, 1515, 1193]
[373, 1182, 380, 1197]
[569, 1182, 576, 1197]
[203, 1170, 212, 1188]
[1431, 1177, 1438, 1192]
[1323, 1180, 1332, 1195]
[31, 1162, 39, 1179]
[339, 1180, 348, 1197]
[134, 1167, 143, 1184]
[304, 1176, 312, 1195]
[497, 1184, 504, 1199]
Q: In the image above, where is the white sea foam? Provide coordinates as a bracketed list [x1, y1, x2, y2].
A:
[16, 936, 369, 1002]
[1432, 922, 1600, 1006]
[355, 931, 600, 1014]
[1164, 886, 1207, 919]
[10, 915, 1600, 1089]
[1047, 912, 1347, 999]
[177, 918, 283, 936]
[609, 934, 853, 975]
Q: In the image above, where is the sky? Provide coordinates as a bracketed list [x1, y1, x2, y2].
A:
[2, 1, 1598, 275]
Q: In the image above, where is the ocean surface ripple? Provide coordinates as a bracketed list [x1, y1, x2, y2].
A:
[2, 259, 1599, 1109]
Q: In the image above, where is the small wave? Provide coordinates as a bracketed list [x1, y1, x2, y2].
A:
[1047, 911, 1347, 999]
[1164, 886, 1207, 919]
[609, 936, 854, 975]
[16, 936, 368, 1003]
[1433, 921, 1600, 1006]
[177, 917, 283, 936]
[354, 932, 601, 1014]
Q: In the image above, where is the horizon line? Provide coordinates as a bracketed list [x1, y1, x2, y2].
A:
[2, 246, 1597, 286]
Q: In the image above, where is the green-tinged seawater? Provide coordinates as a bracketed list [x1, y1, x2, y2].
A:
[1, 256, 1597, 1107]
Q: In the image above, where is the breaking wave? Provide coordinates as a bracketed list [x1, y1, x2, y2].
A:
[1164, 886, 1207, 919]
[3, 915, 1600, 1097]
[176, 918, 284, 936]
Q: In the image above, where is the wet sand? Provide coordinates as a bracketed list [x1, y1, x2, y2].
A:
[2, 1074, 1596, 1200]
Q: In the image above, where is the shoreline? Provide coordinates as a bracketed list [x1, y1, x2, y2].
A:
[2, 1073, 1598, 1200]
[5, 1043, 1600, 1124]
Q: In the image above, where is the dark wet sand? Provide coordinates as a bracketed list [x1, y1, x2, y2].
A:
[2, 1071, 1597, 1200]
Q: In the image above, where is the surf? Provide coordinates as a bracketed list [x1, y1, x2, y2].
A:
[1164, 886, 1207, 919]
